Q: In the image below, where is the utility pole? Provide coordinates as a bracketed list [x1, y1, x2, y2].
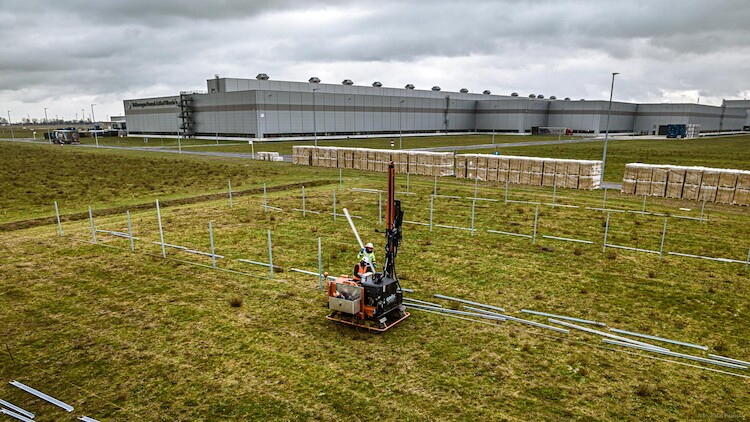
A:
[600, 72, 619, 188]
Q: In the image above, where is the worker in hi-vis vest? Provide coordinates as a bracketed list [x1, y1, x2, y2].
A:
[357, 242, 376, 270]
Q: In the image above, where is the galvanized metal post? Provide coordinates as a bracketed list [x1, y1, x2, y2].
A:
[470, 198, 476, 236]
[532, 205, 539, 244]
[474, 175, 478, 200]
[642, 194, 647, 215]
[263, 183, 268, 212]
[659, 216, 667, 258]
[339, 168, 343, 191]
[406, 173, 410, 193]
[433, 175, 437, 196]
[318, 237, 323, 289]
[504, 173, 509, 204]
[209, 221, 216, 268]
[552, 177, 557, 207]
[429, 195, 434, 232]
[54, 201, 63, 237]
[156, 199, 166, 258]
[126, 210, 134, 251]
[378, 191, 383, 225]
[302, 185, 306, 217]
[333, 190, 337, 221]
[602, 211, 611, 253]
[267, 230, 274, 279]
[700, 194, 707, 223]
[228, 180, 233, 208]
[602, 187, 608, 210]
[88, 206, 96, 244]
[745, 248, 750, 272]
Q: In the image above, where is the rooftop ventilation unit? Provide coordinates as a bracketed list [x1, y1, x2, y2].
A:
[511, 92, 519, 97]
[564, 97, 571, 101]
[580, 99, 585, 101]
[372, 81, 382, 87]
[342, 79, 353, 85]
[256, 73, 270, 80]
[460, 88, 469, 93]
[405, 84, 415, 89]
[309, 77, 321, 83]
[483, 90, 491, 95]
[549, 96, 557, 100]
[537, 94, 545, 99]
[432, 86, 441, 91]
[529, 94, 536, 98]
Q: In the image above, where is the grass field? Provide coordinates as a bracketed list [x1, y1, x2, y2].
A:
[1, 141, 750, 420]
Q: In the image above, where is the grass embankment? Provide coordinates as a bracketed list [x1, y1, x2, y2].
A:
[466, 135, 750, 182]
[0, 142, 339, 224]
[1, 144, 750, 420]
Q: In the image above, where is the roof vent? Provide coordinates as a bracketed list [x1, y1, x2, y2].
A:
[483, 90, 491, 95]
[537, 94, 545, 99]
[529, 94, 536, 98]
[405, 84, 415, 89]
[342, 79, 353, 85]
[564, 97, 571, 101]
[511, 92, 519, 97]
[372, 81, 382, 87]
[432, 86, 441, 91]
[580, 98, 585, 101]
[256, 73, 269, 80]
[549, 96, 557, 100]
[308, 77, 321, 83]
[460, 88, 469, 93]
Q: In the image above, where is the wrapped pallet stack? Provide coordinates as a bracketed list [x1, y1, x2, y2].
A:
[621, 163, 750, 205]
[292, 146, 454, 176]
[456, 154, 601, 190]
[256, 151, 284, 162]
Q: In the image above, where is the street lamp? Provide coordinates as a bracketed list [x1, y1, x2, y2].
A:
[44, 107, 51, 144]
[91, 104, 99, 148]
[600, 72, 619, 188]
[492, 104, 499, 150]
[398, 99, 405, 149]
[312, 87, 319, 146]
[7, 111, 14, 141]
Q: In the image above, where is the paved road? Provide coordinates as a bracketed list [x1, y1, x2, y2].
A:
[412, 137, 611, 152]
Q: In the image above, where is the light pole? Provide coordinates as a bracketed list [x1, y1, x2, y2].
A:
[600, 72, 619, 188]
[398, 99, 404, 149]
[91, 104, 99, 147]
[492, 104, 499, 150]
[44, 107, 51, 143]
[7, 111, 14, 141]
[312, 88, 318, 146]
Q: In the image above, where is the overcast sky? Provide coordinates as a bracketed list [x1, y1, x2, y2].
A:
[1, 0, 749, 122]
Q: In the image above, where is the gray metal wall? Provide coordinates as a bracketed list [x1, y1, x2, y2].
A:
[124, 79, 749, 137]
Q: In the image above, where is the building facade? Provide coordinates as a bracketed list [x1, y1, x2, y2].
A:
[123, 76, 749, 138]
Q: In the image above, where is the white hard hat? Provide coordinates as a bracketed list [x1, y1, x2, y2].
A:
[361, 256, 370, 264]
[365, 242, 374, 249]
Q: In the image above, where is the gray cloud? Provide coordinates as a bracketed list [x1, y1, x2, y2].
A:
[1, 0, 748, 121]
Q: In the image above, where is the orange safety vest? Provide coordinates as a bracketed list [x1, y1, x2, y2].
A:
[353, 262, 371, 281]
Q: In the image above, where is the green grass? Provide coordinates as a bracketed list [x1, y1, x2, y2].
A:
[0, 142, 336, 224]
[1, 140, 750, 420]
[465, 135, 750, 182]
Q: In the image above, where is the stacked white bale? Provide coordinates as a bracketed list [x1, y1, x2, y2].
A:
[455, 154, 468, 178]
[498, 156, 510, 182]
[542, 159, 557, 187]
[508, 156, 522, 184]
[682, 167, 703, 201]
[716, 170, 738, 204]
[621, 163, 638, 194]
[439, 152, 454, 176]
[578, 160, 601, 190]
[699, 168, 719, 202]
[736, 171, 750, 206]
[666, 166, 686, 198]
[650, 166, 669, 197]
[634, 164, 653, 196]
[519, 157, 532, 185]
[487, 155, 500, 181]
[564, 160, 580, 189]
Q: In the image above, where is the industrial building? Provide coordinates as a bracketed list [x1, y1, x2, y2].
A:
[123, 75, 750, 139]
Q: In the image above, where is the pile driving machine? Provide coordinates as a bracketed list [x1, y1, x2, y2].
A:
[326, 161, 410, 332]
